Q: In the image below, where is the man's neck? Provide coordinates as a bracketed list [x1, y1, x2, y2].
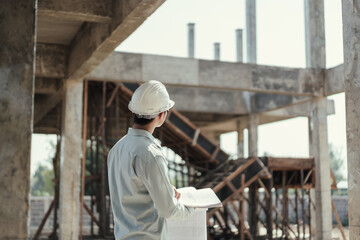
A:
[133, 123, 155, 135]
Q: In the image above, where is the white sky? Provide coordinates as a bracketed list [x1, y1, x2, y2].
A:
[31, 0, 347, 178]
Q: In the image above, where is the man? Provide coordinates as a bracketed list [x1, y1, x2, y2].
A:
[107, 80, 194, 240]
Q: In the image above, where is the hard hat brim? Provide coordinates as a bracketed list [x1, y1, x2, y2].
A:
[128, 99, 175, 116]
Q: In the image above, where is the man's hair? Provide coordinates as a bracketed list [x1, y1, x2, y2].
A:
[133, 115, 155, 125]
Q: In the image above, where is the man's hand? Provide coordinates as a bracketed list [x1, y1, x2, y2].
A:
[173, 186, 181, 200]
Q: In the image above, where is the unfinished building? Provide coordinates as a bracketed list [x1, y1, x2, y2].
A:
[0, 0, 359, 239]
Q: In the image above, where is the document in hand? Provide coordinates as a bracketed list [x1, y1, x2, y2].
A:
[177, 187, 223, 208]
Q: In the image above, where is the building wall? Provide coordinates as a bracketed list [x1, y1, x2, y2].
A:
[29, 196, 113, 237]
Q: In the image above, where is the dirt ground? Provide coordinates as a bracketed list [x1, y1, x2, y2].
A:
[257, 225, 349, 239]
[331, 226, 349, 239]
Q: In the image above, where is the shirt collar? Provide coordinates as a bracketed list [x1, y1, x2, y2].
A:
[127, 128, 161, 148]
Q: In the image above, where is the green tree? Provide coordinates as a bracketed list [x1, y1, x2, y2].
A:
[31, 165, 54, 196]
[31, 138, 57, 196]
[329, 143, 345, 183]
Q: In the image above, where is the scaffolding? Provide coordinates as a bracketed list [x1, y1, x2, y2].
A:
[32, 80, 345, 240]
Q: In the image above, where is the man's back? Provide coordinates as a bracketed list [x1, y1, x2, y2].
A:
[108, 128, 192, 240]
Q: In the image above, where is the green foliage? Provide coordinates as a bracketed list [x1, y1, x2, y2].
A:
[341, 217, 349, 227]
[329, 143, 345, 183]
[31, 137, 57, 196]
[31, 165, 54, 196]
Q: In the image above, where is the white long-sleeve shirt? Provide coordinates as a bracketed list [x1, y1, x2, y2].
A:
[107, 128, 194, 240]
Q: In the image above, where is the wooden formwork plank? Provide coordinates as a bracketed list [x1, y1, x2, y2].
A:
[208, 169, 267, 217]
[331, 198, 347, 240]
[213, 157, 257, 193]
[267, 157, 314, 170]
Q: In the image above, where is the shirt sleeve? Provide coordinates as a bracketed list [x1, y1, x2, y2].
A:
[135, 153, 194, 220]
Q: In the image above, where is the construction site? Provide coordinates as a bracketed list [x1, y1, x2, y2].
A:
[0, 0, 359, 240]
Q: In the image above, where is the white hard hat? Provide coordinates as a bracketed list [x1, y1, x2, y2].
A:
[128, 80, 175, 118]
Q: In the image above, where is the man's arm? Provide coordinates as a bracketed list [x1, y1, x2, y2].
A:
[136, 154, 194, 220]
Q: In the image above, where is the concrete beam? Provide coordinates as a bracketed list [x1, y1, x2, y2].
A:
[87, 52, 324, 96]
[38, 0, 112, 23]
[67, 0, 166, 80]
[252, 93, 311, 113]
[34, 91, 64, 126]
[341, 1, 360, 237]
[36, 43, 67, 78]
[199, 99, 334, 133]
[33, 104, 61, 135]
[261, 99, 335, 118]
[34, 79, 249, 114]
[35, 77, 63, 94]
[325, 64, 344, 95]
[167, 86, 249, 114]
[0, 1, 36, 239]
[34, 78, 314, 126]
[171, 87, 334, 116]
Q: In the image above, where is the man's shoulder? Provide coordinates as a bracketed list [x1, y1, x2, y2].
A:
[111, 134, 161, 157]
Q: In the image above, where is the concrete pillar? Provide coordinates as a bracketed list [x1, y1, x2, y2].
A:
[237, 120, 245, 159]
[304, 1, 331, 239]
[246, 0, 257, 63]
[247, 114, 258, 157]
[187, 23, 195, 58]
[309, 98, 332, 239]
[59, 79, 84, 240]
[214, 42, 220, 61]
[244, 0, 256, 115]
[304, 0, 326, 68]
[236, 29, 244, 62]
[0, 2, 36, 239]
[247, 114, 259, 236]
[341, 1, 360, 237]
[308, 118, 317, 238]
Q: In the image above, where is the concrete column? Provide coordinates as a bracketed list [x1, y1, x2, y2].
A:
[244, 0, 257, 116]
[309, 98, 332, 239]
[304, 1, 330, 239]
[0, 2, 36, 239]
[247, 114, 258, 157]
[187, 23, 195, 58]
[59, 79, 84, 240]
[304, 0, 326, 68]
[246, 0, 257, 63]
[236, 29, 244, 62]
[237, 120, 245, 159]
[307, 117, 317, 238]
[214, 42, 220, 61]
[341, 1, 360, 237]
[247, 114, 259, 236]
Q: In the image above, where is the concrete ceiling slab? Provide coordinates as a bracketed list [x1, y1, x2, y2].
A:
[37, 15, 82, 45]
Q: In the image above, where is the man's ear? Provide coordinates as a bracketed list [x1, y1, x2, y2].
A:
[160, 111, 166, 119]
[157, 112, 164, 120]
